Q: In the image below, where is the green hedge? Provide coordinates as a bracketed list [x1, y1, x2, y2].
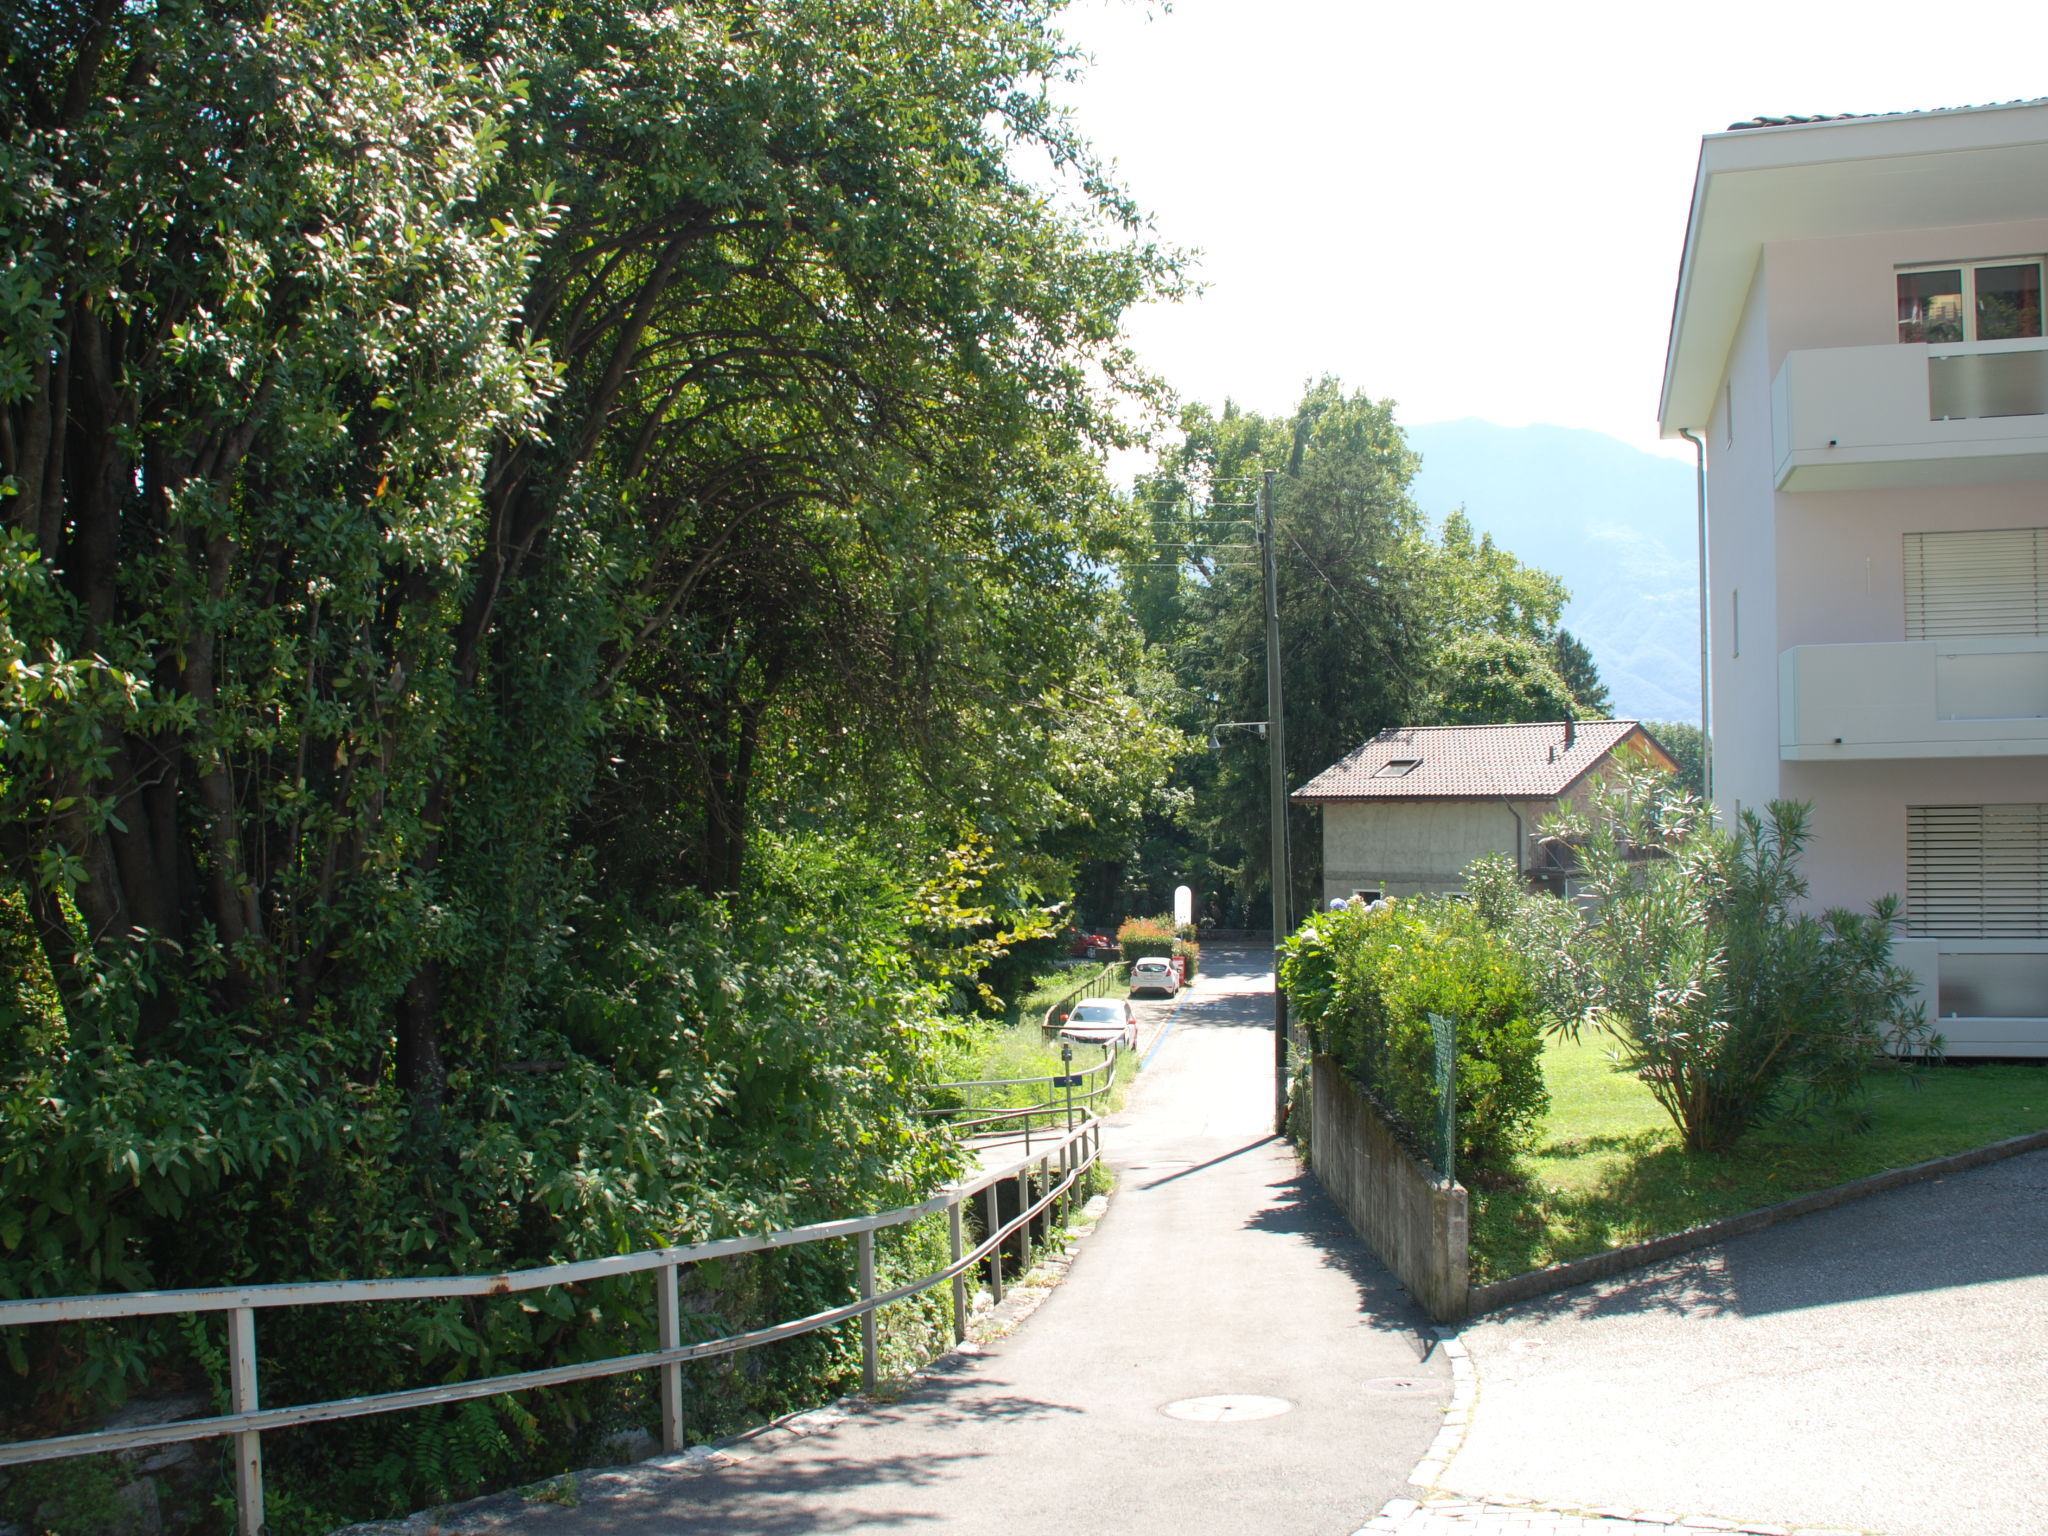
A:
[1118, 916, 1200, 977]
[1116, 916, 1176, 962]
[1280, 899, 1549, 1176]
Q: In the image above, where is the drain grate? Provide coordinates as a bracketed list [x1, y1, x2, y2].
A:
[1159, 1394, 1293, 1423]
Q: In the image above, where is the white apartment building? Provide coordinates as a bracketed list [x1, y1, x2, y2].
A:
[1661, 100, 2048, 1055]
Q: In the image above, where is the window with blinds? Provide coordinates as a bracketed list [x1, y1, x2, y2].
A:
[1907, 804, 2048, 937]
[1903, 527, 2048, 639]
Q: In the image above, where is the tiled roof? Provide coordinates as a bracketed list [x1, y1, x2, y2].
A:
[1292, 720, 1663, 803]
[1727, 98, 2048, 131]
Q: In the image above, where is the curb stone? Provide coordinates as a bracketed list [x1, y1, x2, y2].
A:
[1355, 1328, 1885, 1536]
[326, 1193, 1113, 1535]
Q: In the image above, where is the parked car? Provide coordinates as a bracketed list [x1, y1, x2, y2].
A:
[1128, 955, 1181, 998]
[1058, 997, 1138, 1051]
[1065, 929, 1121, 961]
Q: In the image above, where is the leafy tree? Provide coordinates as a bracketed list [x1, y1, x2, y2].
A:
[1122, 383, 1437, 925]
[1119, 384, 1592, 927]
[1429, 632, 1579, 724]
[1553, 770, 1936, 1154]
[0, 0, 1186, 1496]
[1550, 629, 1612, 716]
[1643, 718, 1707, 798]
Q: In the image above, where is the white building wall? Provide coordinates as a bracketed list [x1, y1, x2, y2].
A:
[1700, 218, 2048, 1048]
[1705, 259, 1782, 828]
[1319, 799, 1548, 905]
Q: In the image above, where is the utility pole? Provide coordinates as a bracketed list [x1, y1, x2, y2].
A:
[1260, 468, 1292, 1133]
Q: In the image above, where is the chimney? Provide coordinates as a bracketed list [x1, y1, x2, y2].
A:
[1564, 715, 1577, 750]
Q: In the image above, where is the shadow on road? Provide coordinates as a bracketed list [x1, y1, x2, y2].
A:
[528, 1372, 1085, 1534]
[1244, 1164, 1444, 1359]
[1497, 1146, 2048, 1324]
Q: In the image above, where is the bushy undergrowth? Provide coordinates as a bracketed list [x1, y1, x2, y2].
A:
[0, 838, 972, 1534]
[1281, 898, 1549, 1175]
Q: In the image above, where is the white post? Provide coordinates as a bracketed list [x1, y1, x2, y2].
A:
[857, 1230, 877, 1394]
[228, 1307, 263, 1536]
[948, 1200, 967, 1343]
[1017, 1169, 1032, 1275]
[983, 1186, 1004, 1302]
[656, 1261, 684, 1452]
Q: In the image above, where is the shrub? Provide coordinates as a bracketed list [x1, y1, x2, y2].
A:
[1555, 772, 1937, 1154]
[1281, 899, 1550, 1176]
[1115, 916, 1177, 962]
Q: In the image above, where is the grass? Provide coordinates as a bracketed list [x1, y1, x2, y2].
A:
[930, 962, 1145, 1122]
[1012, 961, 1129, 1026]
[1468, 1032, 2048, 1284]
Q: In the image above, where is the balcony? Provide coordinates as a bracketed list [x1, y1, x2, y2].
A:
[1779, 637, 2048, 759]
[1770, 339, 2048, 491]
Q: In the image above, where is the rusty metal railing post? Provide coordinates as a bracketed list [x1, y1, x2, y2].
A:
[857, 1230, 877, 1394]
[947, 1200, 967, 1343]
[228, 1307, 263, 1536]
[656, 1261, 683, 1452]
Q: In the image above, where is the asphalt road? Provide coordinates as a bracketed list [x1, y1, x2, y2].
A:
[472, 948, 1449, 1535]
[1445, 1146, 2048, 1536]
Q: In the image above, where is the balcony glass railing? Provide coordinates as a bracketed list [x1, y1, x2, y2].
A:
[1930, 344, 2048, 420]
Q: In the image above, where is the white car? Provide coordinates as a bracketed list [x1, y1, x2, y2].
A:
[1058, 997, 1138, 1051]
[1128, 956, 1181, 998]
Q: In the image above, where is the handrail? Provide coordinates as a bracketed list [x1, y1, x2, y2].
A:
[0, 1112, 1105, 1535]
[1038, 960, 1128, 1033]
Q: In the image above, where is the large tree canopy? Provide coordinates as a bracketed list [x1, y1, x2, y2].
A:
[1113, 380, 1607, 925]
[0, 0, 1185, 1497]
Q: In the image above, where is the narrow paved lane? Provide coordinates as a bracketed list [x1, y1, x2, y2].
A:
[476, 948, 1448, 1535]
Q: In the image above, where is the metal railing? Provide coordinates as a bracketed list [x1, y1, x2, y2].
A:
[1038, 960, 1128, 1033]
[0, 1114, 1103, 1536]
[921, 1042, 1122, 1148]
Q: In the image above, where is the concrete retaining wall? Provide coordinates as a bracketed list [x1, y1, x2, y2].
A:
[1310, 1055, 1469, 1322]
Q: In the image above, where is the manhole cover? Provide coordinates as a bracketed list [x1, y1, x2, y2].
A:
[1360, 1376, 1441, 1395]
[1159, 1394, 1293, 1422]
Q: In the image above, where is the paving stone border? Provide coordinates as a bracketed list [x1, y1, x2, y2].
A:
[328, 1194, 1114, 1535]
[1350, 1328, 1884, 1536]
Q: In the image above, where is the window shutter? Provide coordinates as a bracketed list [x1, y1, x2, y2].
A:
[1903, 527, 2048, 639]
[1908, 804, 2048, 938]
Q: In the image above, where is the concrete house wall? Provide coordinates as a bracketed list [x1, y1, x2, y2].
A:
[1314, 755, 1641, 907]
[1320, 800, 1548, 905]
[1667, 107, 2048, 1053]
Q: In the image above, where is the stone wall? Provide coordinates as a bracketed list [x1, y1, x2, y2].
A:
[1309, 1055, 1469, 1322]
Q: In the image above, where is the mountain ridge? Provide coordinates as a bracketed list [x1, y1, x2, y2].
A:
[1405, 418, 1702, 723]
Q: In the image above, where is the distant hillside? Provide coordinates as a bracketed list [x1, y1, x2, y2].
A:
[1405, 419, 1701, 723]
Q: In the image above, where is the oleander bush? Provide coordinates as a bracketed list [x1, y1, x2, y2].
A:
[1549, 773, 1938, 1154]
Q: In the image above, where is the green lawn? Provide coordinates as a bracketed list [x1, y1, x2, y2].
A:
[1469, 1032, 2048, 1284]
[930, 963, 1139, 1119]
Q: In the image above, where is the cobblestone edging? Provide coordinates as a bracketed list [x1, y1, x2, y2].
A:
[1351, 1329, 1883, 1536]
[329, 1194, 1114, 1536]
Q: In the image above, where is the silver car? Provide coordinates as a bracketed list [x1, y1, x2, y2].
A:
[1059, 997, 1138, 1051]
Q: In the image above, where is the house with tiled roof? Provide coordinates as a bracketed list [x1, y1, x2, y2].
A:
[1292, 720, 1674, 905]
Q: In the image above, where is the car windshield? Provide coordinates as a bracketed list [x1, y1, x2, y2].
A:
[1069, 1004, 1118, 1022]
[1135, 960, 1167, 970]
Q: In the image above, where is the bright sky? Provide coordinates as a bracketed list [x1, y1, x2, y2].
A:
[1056, 0, 2048, 460]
